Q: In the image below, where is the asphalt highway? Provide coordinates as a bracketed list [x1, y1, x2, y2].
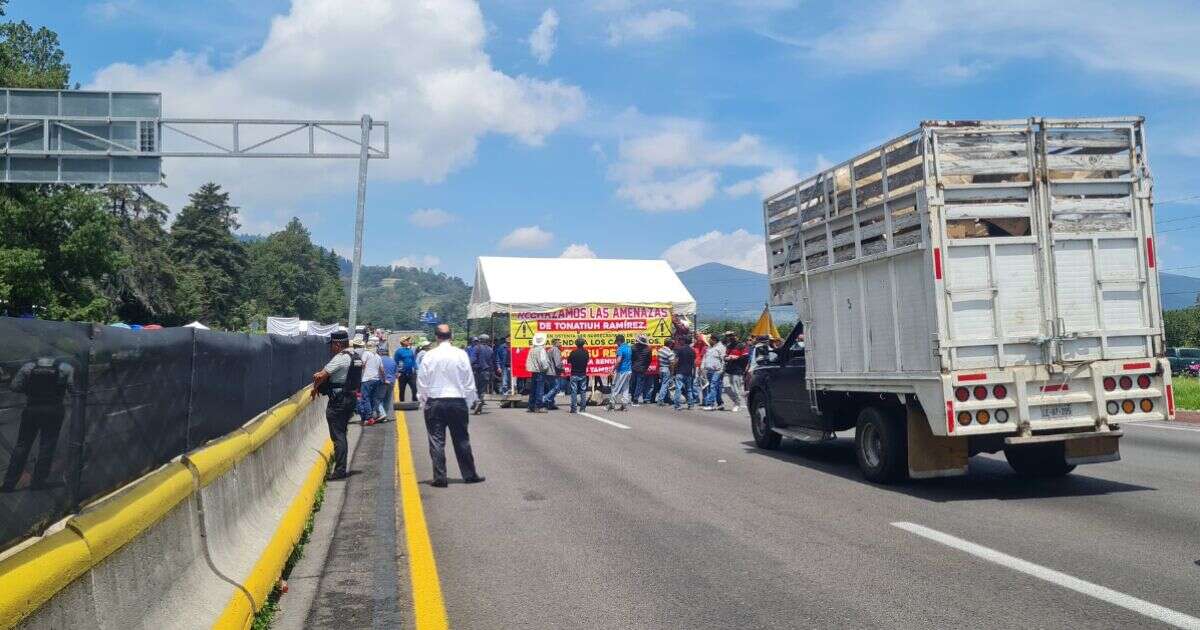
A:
[404, 403, 1200, 629]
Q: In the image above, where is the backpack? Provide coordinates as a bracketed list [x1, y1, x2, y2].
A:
[342, 350, 365, 393]
[25, 362, 63, 403]
[319, 350, 365, 396]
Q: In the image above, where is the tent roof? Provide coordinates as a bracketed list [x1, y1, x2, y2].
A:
[469, 256, 697, 318]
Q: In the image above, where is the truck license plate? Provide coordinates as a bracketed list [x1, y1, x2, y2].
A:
[1040, 403, 1072, 419]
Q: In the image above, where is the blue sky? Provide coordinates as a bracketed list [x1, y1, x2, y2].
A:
[14, 0, 1200, 282]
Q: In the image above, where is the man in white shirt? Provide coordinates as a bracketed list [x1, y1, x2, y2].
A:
[417, 324, 484, 487]
[356, 339, 384, 422]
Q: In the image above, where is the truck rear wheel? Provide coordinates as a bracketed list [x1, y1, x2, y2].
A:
[749, 392, 781, 450]
[855, 406, 907, 484]
[1003, 444, 1076, 477]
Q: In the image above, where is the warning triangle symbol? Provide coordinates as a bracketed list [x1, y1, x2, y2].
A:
[515, 320, 535, 340]
[649, 318, 671, 338]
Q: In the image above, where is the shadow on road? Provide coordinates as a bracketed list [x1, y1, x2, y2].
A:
[742, 438, 1155, 503]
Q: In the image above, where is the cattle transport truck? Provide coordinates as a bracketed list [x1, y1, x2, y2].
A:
[759, 117, 1173, 483]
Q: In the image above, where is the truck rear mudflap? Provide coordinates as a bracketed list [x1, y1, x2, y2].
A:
[1004, 430, 1122, 465]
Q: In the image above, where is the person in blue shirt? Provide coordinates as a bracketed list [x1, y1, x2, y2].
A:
[376, 353, 397, 423]
[393, 337, 417, 401]
[608, 334, 633, 412]
[495, 336, 510, 394]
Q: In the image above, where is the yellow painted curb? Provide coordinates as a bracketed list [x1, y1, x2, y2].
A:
[185, 430, 254, 488]
[68, 462, 194, 564]
[212, 439, 332, 630]
[395, 409, 450, 630]
[244, 401, 299, 451]
[0, 528, 91, 629]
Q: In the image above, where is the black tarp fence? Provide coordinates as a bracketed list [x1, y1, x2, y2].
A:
[0, 317, 330, 552]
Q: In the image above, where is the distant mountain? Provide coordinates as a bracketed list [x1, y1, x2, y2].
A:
[677, 262, 793, 322]
[1160, 272, 1200, 310]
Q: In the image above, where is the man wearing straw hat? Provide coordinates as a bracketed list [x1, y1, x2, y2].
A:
[525, 333, 552, 413]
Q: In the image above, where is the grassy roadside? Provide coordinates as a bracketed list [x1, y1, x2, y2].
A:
[1171, 375, 1200, 411]
[251, 481, 328, 630]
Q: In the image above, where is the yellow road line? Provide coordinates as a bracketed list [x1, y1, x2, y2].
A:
[395, 406, 449, 629]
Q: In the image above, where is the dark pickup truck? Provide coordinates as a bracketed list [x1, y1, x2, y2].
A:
[747, 326, 861, 452]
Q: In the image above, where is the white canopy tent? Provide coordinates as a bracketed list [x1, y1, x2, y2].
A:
[469, 256, 697, 319]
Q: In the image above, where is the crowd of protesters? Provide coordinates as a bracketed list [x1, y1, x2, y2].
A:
[515, 329, 778, 414]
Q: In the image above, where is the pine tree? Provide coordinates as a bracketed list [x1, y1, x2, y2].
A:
[170, 183, 247, 327]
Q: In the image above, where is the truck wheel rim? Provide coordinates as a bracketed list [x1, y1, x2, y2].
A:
[862, 423, 882, 468]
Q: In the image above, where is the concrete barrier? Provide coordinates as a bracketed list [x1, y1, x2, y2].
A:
[0, 387, 333, 630]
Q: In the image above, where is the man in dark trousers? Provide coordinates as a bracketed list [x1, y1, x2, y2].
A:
[311, 330, 362, 480]
[393, 336, 418, 402]
[1, 356, 74, 491]
[418, 324, 485, 487]
[630, 334, 653, 405]
[567, 337, 590, 413]
[470, 334, 495, 413]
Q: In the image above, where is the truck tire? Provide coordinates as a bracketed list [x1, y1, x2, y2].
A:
[855, 406, 907, 484]
[1003, 444, 1076, 477]
[749, 392, 781, 450]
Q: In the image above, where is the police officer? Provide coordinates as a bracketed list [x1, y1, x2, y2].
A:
[311, 330, 362, 481]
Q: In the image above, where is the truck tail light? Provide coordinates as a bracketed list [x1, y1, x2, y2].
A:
[955, 387, 969, 402]
[995, 409, 1009, 423]
[1121, 400, 1136, 414]
[976, 409, 990, 425]
[1103, 377, 1116, 391]
[1140, 398, 1153, 413]
[1119, 376, 1132, 390]
[1106, 401, 1119, 415]
[1137, 374, 1151, 389]
[992, 384, 1007, 399]
[973, 385, 988, 400]
[957, 411, 972, 426]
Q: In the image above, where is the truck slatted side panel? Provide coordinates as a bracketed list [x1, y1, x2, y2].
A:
[930, 122, 1048, 369]
[1039, 121, 1159, 362]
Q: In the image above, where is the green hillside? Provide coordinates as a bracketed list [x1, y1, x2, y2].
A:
[336, 257, 469, 330]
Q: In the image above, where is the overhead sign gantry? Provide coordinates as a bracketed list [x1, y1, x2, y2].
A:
[0, 88, 389, 329]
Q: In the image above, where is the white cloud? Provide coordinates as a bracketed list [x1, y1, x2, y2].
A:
[560, 243, 597, 258]
[87, 0, 136, 21]
[803, 0, 1200, 87]
[391, 255, 441, 269]
[724, 167, 800, 199]
[607, 111, 794, 212]
[88, 0, 586, 224]
[407, 208, 456, 228]
[617, 170, 719, 213]
[607, 9, 693, 45]
[529, 8, 559, 65]
[661, 229, 767, 273]
[499, 225, 554, 250]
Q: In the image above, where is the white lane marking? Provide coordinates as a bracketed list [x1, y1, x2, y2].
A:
[892, 522, 1200, 630]
[578, 411, 630, 430]
[1124, 422, 1200, 433]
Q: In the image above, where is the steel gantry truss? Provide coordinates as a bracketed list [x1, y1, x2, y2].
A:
[0, 88, 390, 330]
